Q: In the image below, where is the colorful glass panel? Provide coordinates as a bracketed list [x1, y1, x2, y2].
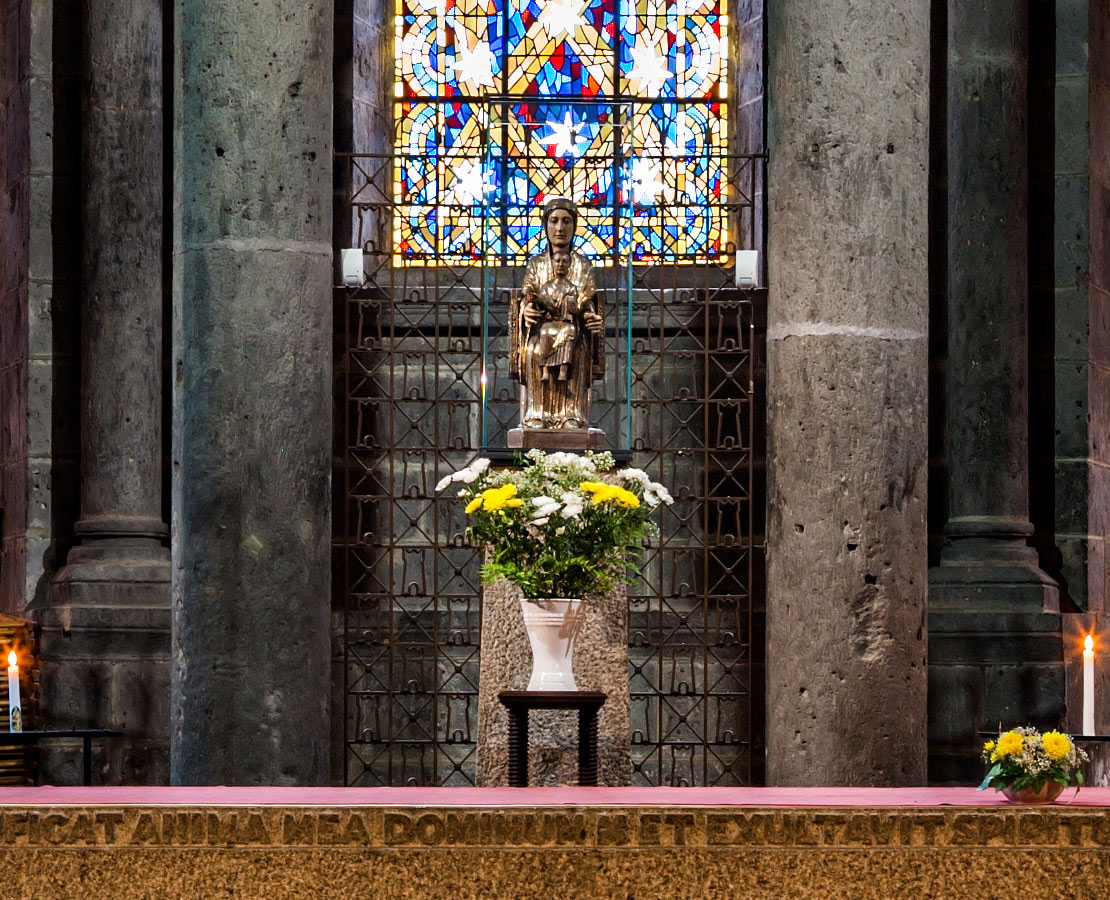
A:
[394, 0, 727, 263]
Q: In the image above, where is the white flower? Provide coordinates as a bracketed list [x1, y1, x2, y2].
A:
[531, 495, 562, 518]
[620, 468, 650, 487]
[531, 516, 550, 527]
[652, 483, 673, 504]
[560, 490, 584, 519]
[531, 449, 597, 473]
[436, 458, 490, 490]
[556, 527, 566, 536]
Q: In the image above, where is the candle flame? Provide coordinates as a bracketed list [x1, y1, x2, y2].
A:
[1085, 634, 1094, 653]
[6, 651, 15, 668]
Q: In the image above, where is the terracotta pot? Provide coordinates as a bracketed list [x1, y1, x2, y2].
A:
[520, 598, 584, 691]
[1002, 781, 1065, 804]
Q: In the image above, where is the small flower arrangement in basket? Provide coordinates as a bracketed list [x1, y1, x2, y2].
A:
[435, 449, 672, 690]
[977, 726, 1088, 803]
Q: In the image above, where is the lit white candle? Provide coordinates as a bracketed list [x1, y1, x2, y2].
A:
[1083, 635, 1095, 736]
[7, 651, 21, 733]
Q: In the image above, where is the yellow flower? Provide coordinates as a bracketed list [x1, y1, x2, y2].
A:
[579, 481, 640, 508]
[610, 486, 640, 508]
[1042, 731, 1071, 761]
[481, 483, 518, 512]
[994, 731, 1024, 759]
[465, 483, 519, 514]
[983, 740, 995, 752]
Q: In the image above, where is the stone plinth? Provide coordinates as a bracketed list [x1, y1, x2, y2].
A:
[477, 581, 630, 786]
[507, 428, 606, 451]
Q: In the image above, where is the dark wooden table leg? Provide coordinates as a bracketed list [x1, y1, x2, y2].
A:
[577, 706, 598, 786]
[507, 707, 529, 787]
[83, 735, 93, 785]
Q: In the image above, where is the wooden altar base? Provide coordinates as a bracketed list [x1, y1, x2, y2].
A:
[1, 787, 1110, 899]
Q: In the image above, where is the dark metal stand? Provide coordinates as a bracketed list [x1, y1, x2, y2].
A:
[0, 730, 123, 785]
[498, 691, 607, 787]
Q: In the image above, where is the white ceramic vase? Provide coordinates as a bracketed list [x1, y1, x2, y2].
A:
[520, 598, 585, 691]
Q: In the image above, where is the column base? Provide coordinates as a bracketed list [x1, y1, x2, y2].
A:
[38, 539, 171, 784]
[52, 538, 170, 606]
[927, 518, 1064, 784]
[928, 517, 1059, 612]
[927, 609, 1064, 784]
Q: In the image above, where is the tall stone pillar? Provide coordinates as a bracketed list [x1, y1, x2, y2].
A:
[926, 0, 1063, 785]
[41, 0, 171, 783]
[929, 0, 1057, 611]
[765, 0, 929, 784]
[172, 0, 333, 784]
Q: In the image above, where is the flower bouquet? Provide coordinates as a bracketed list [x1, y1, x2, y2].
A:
[435, 449, 672, 690]
[977, 726, 1088, 803]
[436, 449, 672, 598]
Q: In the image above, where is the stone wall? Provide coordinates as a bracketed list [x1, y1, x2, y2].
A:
[0, 0, 82, 620]
[0, 0, 30, 616]
[334, 0, 392, 252]
[1027, 0, 1094, 610]
[1089, 0, 1110, 616]
[731, 0, 763, 254]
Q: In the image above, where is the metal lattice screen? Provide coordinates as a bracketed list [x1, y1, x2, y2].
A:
[335, 149, 765, 786]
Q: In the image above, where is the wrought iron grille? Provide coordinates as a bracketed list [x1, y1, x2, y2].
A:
[335, 145, 765, 786]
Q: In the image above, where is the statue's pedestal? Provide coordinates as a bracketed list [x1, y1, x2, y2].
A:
[507, 427, 606, 451]
[477, 579, 631, 786]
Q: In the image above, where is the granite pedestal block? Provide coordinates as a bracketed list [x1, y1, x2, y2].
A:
[477, 580, 630, 786]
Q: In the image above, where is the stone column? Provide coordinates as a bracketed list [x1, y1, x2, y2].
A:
[42, 0, 171, 783]
[172, 0, 333, 784]
[765, 0, 929, 784]
[925, 0, 1065, 786]
[929, 0, 1057, 611]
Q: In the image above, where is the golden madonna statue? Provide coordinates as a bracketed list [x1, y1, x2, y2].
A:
[508, 198, 605, 448]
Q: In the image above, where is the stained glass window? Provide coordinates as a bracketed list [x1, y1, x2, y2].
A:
[394, 0, 728, 264]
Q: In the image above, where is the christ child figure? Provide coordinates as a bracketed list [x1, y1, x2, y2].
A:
[534, 249, 588, 382]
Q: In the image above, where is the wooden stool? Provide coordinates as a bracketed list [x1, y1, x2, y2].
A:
[497, 691, 607, 787]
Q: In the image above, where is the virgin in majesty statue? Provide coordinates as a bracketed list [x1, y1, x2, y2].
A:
[509, 198, 605, 442]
